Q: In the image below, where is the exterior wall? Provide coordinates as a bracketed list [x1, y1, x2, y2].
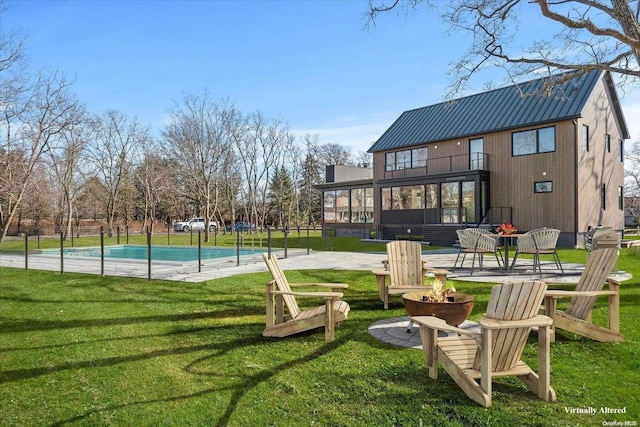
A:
[576, 78, 626, 234]
[483, 120, 577, 235]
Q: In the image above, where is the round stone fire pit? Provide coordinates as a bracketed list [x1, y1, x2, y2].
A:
[402, 291, 475, 327]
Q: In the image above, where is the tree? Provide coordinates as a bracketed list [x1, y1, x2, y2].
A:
[368, 0, 640, 97]
[625, 139, 640, 225]
[268, 166, 296, 228]
[0, 68, 82, 243]
[163, 92, 238, 241]
[46, 109, 90, 239]
[87, 110, 147, 236]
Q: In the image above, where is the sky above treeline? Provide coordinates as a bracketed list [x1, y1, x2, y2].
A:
[4, 0, 639, 154]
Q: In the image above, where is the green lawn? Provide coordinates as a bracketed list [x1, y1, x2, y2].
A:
[0, 244, 638, 426]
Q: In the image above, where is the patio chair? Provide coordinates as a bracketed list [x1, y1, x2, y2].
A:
[511, 228, 564, 276]
[262, 253, 350, 341]
[412, 281, 555, 407]
[543, 247, 622, 342]
[452, 228, 503, 275]
[372, 240, 442, 309]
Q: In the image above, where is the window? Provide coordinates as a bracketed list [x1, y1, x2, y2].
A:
[385, 152, 395, 172]
[323, 191, 336, 222]
[425, 183, 438, 208]
[619, 187, 624, 210]
[605, 134, 611, 153]
[381, 186, 425, 210]
[381, 187, 392, 210]
[534, 181, 553, 193]
[351, 188, 373, 223]
[386, 148, 428, 171]
[582, 125, 589, 152]
[335, 190, 350, 223]
[411, 147, 428, 168]
[462, 181, 475, 223]
[469, 138, 484, 169]
[601, 184, 606, 210]
[512, 126, 555, 156]
[619, 139, 624, 162]
[441, 182, 459, 223]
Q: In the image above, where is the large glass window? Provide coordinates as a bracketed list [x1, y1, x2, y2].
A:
[335, 190, 350, 223]
[462, 181, 475, 223]
[412, 147, 428, 168]
[381, 187, 392, 210]
[619, 187, 624, 210]
[619, 139, 624, 162]
[469, 138, 484, 169]
[441, 182, 459, 223]
[425, 184, 438, 208]
[323, 191, 336, 222]
[385, 152, 395, 172]
[351, 188, 374, 223]
[396, 150, 411, 169]
[512, 126, 555, 156]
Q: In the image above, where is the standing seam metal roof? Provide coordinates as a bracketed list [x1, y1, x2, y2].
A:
[368, 70, 603, 153]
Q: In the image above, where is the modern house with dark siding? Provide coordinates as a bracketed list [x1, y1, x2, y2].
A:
[320, 70, 628, 248]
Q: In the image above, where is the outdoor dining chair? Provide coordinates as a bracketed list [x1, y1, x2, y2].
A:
[511, 228, 564, 276]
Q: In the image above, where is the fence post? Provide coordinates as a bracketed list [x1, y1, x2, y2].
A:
[167, 223, 170, 245]
[147, 230, 152, 281]
[24, 232, 28, 270]
[284, 226, 288, 259]
[236, 230, 240, 266]
[267, 227, 272, 259]
[100, 226, 105, 276]
[306, 225, 310, 255]
[198, 231, 202, 273]
[37, 228, 41, 249]
[60, 231, 64, 274]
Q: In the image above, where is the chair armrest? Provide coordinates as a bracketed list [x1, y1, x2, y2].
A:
[371, 269, 390, 276]
[290, 282, 349, 289]
[426, 268, 453, 276]
[271, 290, 344, 299]
[545, 290, 617, 298]
[478, 314, 553, 329]
[411, 316, 480, 338]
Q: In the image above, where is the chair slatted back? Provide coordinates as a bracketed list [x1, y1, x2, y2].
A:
[474, 281, 547, 372]
[387, 241, 424, 287]
[566, 248, 618, 320]
[457, 229, 478, 250]
[531, 228, 560, 251]
[471, 229, 499, 252]
[263, 253, 301, 319]
[516, 231, 537, 252]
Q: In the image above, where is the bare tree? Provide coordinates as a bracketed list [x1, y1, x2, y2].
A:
[0, 67, 82, 243]
[46, 109, 90, 239]
[135, 149, 174, 233]
[86, 110, 147, 236]
[367, 0, 640, 97]
[163, 92, 238, 242]
[234, 112, 292, 231]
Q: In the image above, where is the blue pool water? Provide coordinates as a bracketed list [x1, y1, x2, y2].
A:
[47, 245, 262, 262]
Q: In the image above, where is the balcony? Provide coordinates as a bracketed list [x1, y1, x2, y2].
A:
[384, 152, 489, 180]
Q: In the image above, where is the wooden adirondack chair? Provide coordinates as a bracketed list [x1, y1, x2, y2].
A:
[262, 253, 350, 341]
[371, 241, 447, 309]
[412, 281, 555, 407]
[543, 247, 622, 342]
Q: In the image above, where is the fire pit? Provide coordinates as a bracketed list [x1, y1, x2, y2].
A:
[402, 291, 475, 327]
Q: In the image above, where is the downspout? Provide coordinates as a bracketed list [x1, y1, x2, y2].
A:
[573, 119, 579, 248]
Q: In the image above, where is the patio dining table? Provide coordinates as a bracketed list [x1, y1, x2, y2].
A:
[492, 233, 526, 273]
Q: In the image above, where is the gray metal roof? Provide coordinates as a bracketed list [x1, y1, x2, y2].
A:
[368, 70, 612, 153]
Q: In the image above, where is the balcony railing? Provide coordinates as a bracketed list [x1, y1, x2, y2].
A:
[384, 152, 489, 179]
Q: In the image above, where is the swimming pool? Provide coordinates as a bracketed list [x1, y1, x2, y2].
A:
[48, 245, 263, 262]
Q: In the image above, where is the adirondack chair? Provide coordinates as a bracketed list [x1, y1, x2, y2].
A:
[262, 253, 350, 341]
[412, 281, 555, 407]
[543, 247, 622, 342]
[371, 241, 446, 309]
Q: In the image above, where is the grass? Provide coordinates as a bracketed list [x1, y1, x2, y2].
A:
[0, 244, 639, 426]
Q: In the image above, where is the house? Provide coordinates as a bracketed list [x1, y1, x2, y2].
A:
[321, 70, 628, 247]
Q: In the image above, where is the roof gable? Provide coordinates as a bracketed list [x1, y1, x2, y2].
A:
[368, 70, 604, 153]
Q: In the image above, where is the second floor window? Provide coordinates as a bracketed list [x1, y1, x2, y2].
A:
[582, 125, 589, 152]
[512, 126, 555, 156]
[385, 147, 428, 171]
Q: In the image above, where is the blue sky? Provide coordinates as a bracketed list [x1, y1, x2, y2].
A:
[3, 0, 639, 154]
